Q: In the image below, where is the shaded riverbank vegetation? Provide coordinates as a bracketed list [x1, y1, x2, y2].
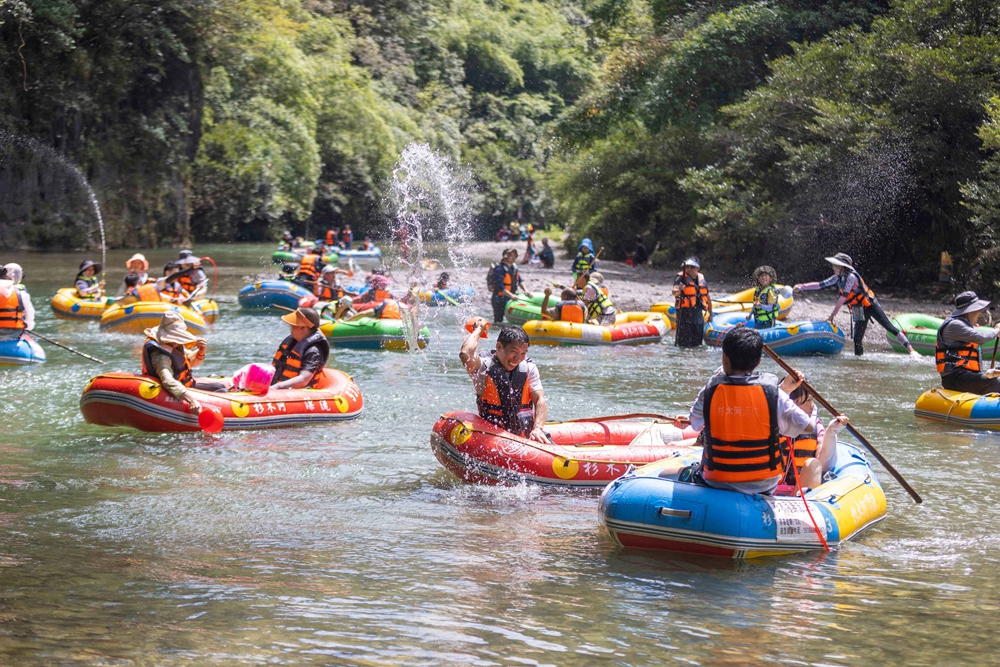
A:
[1, 0, 999, 285]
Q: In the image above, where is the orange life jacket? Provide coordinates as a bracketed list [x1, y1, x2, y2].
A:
[476, 351, 535, 435]
[556, 300, 586, 324]
[160, 282, 182, 300]
[676, 272, 709, 310]
[326, 230, 335, 246]
[272, 331, 330, 387]
[316, 279, 344, 301]
[129, 283, 161, 302]
[781, 426, 819, 484]
[141, 339, 194, 387]
[842, 269, 874, 308]
[372, 288, 391, 302]
[296, 254, 322, 284]
[936, 316, 982, 374]
[0, 287, 25, 331]
[342, 230, 352, 244]
[701, 374, 783, 484]
[494, 264, 520, 296]
[177, 269, 203, 294]
[375, 299, 402, 319]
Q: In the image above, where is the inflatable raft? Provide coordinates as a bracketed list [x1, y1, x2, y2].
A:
[886, 313, 997, 356]
[238, 280, 314, 311]
[652, 285, 794, 326]
[320, 315, 429, 350]
[704, 311, 847, 355]
[417, 286, 475, 306]
[431, 411, 698, 487]
[0, 335, 46, 365]
[913, 388, 1000, 429]
[338, 247, 382, 261]
[80, 369, 363, 432]
[99, 300, 218, 335]
[504, 292, 614, 326]
[50, 289, 115, 320]
[600, 441, 886, 558]
[522, 312, 669, 346]
[271, 250, 339, 265]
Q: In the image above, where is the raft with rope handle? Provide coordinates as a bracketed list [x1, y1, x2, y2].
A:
[417, 286, 475, 306]
[651, 285, 795, 326]
[50, 288, 115, 320]
[0, 334, 46, 365]
[80, 369, 363, 432]
[704, 311, 847, 355]
[320, 314, 429, 351]
[522, 312, 669, 346]
[431, 411, 698, 487]
[913, 388, 1000, 429]
[238, 280, 314, 311]
[599, 440, 886, 558]
[270, 241, 339, 266]
[99, 299, 218, 335]
[886, 313, 999, 356]
[337, 247, 382, 261]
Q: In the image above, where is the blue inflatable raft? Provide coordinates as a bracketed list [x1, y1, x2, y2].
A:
[704, 311, 847, 355]
[0, 335, 46, 365]
[418, 286, 475, 306]
[338, 247, 382, 261]
[238, 280, 314, 311]
[599, 441, 886, 558]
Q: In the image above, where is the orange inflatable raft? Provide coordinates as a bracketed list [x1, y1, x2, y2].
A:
[431, 411, 698, 487]
[80, 369, 363, 432]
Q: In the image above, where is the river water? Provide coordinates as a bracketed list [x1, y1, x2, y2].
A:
[0, 244, 996, 665]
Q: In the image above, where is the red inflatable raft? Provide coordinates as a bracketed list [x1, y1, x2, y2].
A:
[80, 369, 363, 432]
[431, 411, 698, 487]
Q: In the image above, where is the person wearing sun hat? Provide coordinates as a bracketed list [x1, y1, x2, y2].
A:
[174, 250, 208, 302]
[139, 311, 214, 414]
[673, 257, 712, 347]
[794, 252, 918, 357]
[271, 307, 330, 390]
[2, 263, 34, 331]
[935, 291, 1000, 394]
[116, 253, 152, 297]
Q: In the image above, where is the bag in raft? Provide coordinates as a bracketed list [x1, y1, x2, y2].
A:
[232, 363, 274, 395]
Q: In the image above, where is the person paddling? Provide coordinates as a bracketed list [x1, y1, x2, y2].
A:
[271, 307, 330, 390]
[75, 260, 105, 300]
[687, 326, 819, 495]
[140, 311, 220, 415]
[175, 251, 209, 302]
[2, 264, 34, 333]
[673, 258, 711, 347]
[460, 320, 548, 443]
[934, 291, 1000, 394]
[793, 253, 918, 357]
[748, 265, 780, 329]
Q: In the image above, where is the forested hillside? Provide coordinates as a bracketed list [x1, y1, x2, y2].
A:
[2, 0, 999, 285]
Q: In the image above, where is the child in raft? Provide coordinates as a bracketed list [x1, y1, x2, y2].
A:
[748, 265, 780, 329]
[780, 380, 850, 490]
[540, 287, 587, 323]
[75, 260, 105, 300]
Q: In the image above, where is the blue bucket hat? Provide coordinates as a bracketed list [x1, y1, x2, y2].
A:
[578, 238, 595, 253]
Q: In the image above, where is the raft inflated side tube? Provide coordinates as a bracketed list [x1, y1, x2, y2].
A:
[419, 286, 475, 306]
[0, 335, 46, 365]
[522, 312, 669, 346]
[320, 317, 429, 351]
[914, 387, 1000, 429]
[99, 301, 212, 335]
[887, 313, 999, 356]
[652, 285, 794, 326]
[238, 280, 315, 311]
[50, 288, 114, 320]
[704, 311, 847, 356]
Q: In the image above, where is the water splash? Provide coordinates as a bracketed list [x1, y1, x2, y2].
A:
[0, 130, 106, 268]
[386, 143, 476, 354]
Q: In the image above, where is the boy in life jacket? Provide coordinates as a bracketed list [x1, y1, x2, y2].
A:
[1, 263, 34, 333]
[687, 326, 819, 495]
[140, 311, 214, 415]
[576, 271, 616, 326]
[120, 274, 162, 304]
[572, 238, 597, 279]
[271, 307, 330, 390]
[780, 380, 850, 489]
[794, 252, 918, 357]
[460, 319, 548, 443]
[490, 248, 533, 323]
[934, 291, 1000, 394]
[747, 265, 779, 329]
[540, 287, 587, 323]
[672, 257, 711, 347]
[157, 262, 184, 302]
[75, 260, 105, 300]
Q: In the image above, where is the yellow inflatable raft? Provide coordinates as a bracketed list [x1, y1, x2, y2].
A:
[522, 312, 669, 346]
[99, 299, 218, 335]
[652, 285, 794, 325]
[50, 288, 114, 320]
[914, 388, 1000, 429]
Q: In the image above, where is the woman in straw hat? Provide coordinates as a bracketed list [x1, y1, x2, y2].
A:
[116, 253, 151, 297]
[794, 252, 918, 357]
[140, 311, 221, 414]
[935, 291, 1000, 394]
[271, 307, 330, 390]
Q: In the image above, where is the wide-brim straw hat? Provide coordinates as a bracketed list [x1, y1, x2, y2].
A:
[824, 253, 854, 269]
[589, 271, 604, 285]
[144, 311, 197, 346]
[78, 260, 102, 276]
[281, 307, 320, 329]
[951, 291, 992, 318]
[126, 253, 149, 272]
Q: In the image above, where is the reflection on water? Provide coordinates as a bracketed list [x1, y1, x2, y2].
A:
[0, 244, 998, 664]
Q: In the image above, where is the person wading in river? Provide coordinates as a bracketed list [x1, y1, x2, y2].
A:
[490, 249, 532, 324]
[935, 291, 1000, 394]
[460, 320, 548, 443]
[793, 253, 918, 357]
[673, 258, 712, 347]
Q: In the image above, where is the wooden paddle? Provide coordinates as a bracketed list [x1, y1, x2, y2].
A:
[762, 343, 922, 504]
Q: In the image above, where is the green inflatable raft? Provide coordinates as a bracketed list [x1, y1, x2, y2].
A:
[887, 312, 998, 355]
[320, 315, 429, 351]
[503, 293, 548, 325]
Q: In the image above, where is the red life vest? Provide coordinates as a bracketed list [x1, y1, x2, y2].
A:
[476, 352, 535, 436]
[326, 230, 335, 246]
[556, 300, 586, 324]
[0, 287, 25, 331]
[296, 255, 322, 284]
[701, 374, 783, 484]
[676, 272, 709, 310]
[272, 331, 330, 387]
[140, 339, 194, 388]
[935, 316, 982, 374]
[342, 230, 352, 244]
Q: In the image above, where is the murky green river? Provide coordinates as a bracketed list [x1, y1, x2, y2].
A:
[0, 243, 997, 665]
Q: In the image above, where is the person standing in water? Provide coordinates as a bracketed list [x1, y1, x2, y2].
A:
[793, 253, 918, 357]
[673, 258, 712, 347]
[935, 291, 1000, 394]
[490, 248, 532, 323]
